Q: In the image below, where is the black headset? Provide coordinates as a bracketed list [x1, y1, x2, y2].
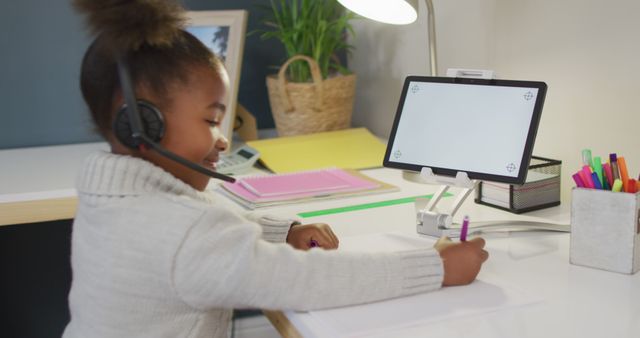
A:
[113, 57, 236, 183]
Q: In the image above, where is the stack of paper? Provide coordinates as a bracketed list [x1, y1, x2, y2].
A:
[218, 168, 397, 209]
[294, 232, 541, 337]
[477, 171, 560, 211]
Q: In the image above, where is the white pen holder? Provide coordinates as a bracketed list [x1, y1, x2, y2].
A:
[570, 188, 640, 274]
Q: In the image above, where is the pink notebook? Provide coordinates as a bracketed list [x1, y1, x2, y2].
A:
[238, 169, 352, 197]
[221, 168, 381, 203]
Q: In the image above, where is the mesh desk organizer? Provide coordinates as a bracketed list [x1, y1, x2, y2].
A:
[475, 156, 562, 214]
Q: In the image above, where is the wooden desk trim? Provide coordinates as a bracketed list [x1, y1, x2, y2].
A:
[0, 197, 77, 226]
[263, 310, 302, 338]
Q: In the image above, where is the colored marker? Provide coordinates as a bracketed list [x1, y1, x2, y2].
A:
[602, 174, 610, 190]
[618, 156, 630, 192]
[628, 179, 638, 194]
[309, 239, 320, 248]
[612, 179, 623, 192]
[592, 156, 603, 185]
[582, 149, 593, 168]
[603, 163, 614, 188]
[581, 165, 595, 188]
[572, 172, 585, 188]
[610, 153, 620, 180]
[460, 215, 470, 242]
[578, 170, 593, 189]
[591, 172, 602, 190]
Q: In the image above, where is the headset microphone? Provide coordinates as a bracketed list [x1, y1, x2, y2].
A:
[115, 56, 236, 183]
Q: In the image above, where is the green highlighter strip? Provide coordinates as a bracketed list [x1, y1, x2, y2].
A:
[297, 193, 453, 218]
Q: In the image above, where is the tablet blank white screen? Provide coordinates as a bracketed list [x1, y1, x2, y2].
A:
[388, 81, 539, 177]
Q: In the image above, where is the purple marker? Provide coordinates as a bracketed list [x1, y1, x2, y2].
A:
[460, 215, 470, 242]
[309, 239, 320, 248]
[610, 153, 620, 180]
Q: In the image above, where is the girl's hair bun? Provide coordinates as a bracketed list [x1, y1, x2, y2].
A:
[73, 0, 186, 51]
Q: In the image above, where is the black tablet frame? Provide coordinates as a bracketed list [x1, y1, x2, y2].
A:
[383, 76, 547, 185]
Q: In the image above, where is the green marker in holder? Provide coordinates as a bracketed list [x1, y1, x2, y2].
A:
[593, 156, 603, 186]
[581, 149, 593, 168]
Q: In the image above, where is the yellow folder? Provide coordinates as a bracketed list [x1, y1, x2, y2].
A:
[247, 128, 387, 173]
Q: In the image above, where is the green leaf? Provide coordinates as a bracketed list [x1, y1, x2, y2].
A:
[252, 0, 355, 82]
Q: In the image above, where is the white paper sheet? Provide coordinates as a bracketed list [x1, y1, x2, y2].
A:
[302, 232, 542, 337]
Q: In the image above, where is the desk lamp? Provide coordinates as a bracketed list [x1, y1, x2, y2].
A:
[337, 0, 438, 75]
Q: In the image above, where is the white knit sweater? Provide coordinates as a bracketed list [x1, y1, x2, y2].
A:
[63, 151, 444, 338]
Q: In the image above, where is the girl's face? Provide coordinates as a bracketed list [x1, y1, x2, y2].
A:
[143, 65, 229, 191]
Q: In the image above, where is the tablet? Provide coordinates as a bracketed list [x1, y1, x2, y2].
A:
[383, 76, 547, 185]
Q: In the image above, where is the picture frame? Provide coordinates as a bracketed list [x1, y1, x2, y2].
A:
[186, 10, 248, 152]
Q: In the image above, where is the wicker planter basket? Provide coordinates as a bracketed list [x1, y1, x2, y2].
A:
[266, 55, 356, 136]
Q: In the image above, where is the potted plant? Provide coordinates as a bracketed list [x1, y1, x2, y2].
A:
[256, 0, 357, 136]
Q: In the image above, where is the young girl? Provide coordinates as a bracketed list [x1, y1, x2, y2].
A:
[64, 1, 488, 337]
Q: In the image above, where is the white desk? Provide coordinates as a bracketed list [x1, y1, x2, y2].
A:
[0, 141, 258, 225]
[0, 142, 108, 226]
[2, 144, 639, 338]
[253, 169, 639, 338]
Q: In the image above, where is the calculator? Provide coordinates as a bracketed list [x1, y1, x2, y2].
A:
[216, 144, 260, 174]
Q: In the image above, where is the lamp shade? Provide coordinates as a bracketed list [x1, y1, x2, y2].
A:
[337, 0, 418, 25]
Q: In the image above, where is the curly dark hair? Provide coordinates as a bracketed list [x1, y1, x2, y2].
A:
[73, 0, 224, 138]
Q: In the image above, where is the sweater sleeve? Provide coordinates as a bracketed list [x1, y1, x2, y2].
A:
[171, 207, 443, 312]
[242, 211, 299, 243]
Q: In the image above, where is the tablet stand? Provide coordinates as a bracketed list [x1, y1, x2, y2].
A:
[405, 69, 569, 236]
[415, 167, 571, 237]
[416, 168, 478, 237]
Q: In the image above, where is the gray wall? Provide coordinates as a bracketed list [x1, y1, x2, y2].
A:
[0, 0, 288, 149]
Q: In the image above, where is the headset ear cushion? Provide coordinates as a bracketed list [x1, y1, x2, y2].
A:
[113, 100, 166, 149]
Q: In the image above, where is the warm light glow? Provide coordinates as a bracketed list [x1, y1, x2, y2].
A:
[337, 0, 418, 25]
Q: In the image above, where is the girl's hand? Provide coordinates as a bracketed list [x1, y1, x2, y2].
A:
[434, 236, 489, 286]
[286, 223, 339, 250]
